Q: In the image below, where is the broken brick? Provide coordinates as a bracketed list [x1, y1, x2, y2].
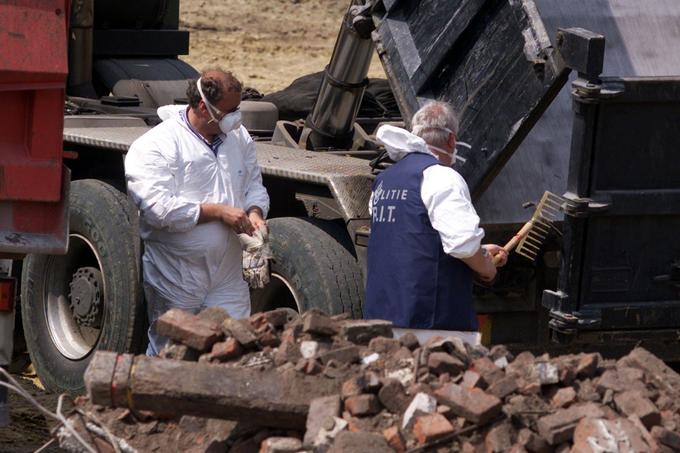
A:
[378, 379, 410, 414]
[487, 375, 518, 400]
[413, 413, 454, 444]
[222, 318, 258, 348]
[369, 337, 401, 354]
[344, 394, 380, 417]
[263, 308, 294, 327]
[402, 392, 437, 430]
[619, 347, 680, 399]
[434, 383, 502, 425]
[157, 309, 222, 352]
[470, 357, 504, 387]
[329, 431, 393, 453]
[158, 342, 199, 361]
[614, 390, 661, 429]
[383, 425, 406, 452]
[551, 387, 576, 409]
[575, 353, 601, 378]
[318, 345, 360, 365]
[210, 338, 243, 362]
[274, 339, 301, 367]
[304, 395, 341, 447]
[302, 312, 337, 336]
[462, 370, 484, 389]
[506, 351, 535, 377]
[651, 426, 680, 450]
[485, 421, 516, 453]
[197, 306, 230, 330]
[572, 417, 650, 453]
[259, 436, 302, 453]
[399, 332, 420, 350]
[596, 368, 647, 395]
[517, 428, 549, 453]
[341, 376, 366, 399]
[340, 320, 393, 345]
[428, 352, 465, 376]
[536, 402, 605, 445]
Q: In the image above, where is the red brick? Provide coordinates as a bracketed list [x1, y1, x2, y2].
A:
[197, 306, 230, 329]
[330, 431, 393, 453]
[318, 345, 360, 365]
[157, 309, 222, 351]
[462, 370, 484, 389]
[470, 357, 504, 386]
[399, 333, 420, 350]
[652, 426, 680, 450]
[536, 403, 605, 445]
[517, 428, 549, 453]
[551, 387, 576, 409]
[209, 338, 242, 362]
[303, 395, 341, 447]
[434, 383, 502, 425]
[274, 339, 301, 366]
[487, 375, 518, 399]
[619, 347, 680, 399]
[614, 391, 661, 429]
[382, 426, 405, 453]
[341, 376, 366, 399]
[221, 318, 258, 348]
[339, 320, 393, 345]
[506, 351, 535, 377]
[572, 417, 650, 452]
[485, 421, 516, 452]
[262, 308, 293, 327]
[158, 342, 199, 361]
[428, 352, 465, 376]
[302, 312, 337, 336]
[369, 337, 402, 354]
[378, 379, 410, 414]
[259, 436, 302, 453]
[596, 368, 646, 395]
[345, 394, 381, 417]
[575, 353, 601, 378]
[413, 413, 454, 444]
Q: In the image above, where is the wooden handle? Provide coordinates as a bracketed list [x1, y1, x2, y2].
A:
[492, 220, 533, 266]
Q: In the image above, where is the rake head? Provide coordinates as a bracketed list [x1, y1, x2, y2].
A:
[515, 191, 569, 262]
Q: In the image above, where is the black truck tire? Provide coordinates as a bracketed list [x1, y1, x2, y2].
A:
[251, 217, 363, 318]
[21, 179, 144, 393]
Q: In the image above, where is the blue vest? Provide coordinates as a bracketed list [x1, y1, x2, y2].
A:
[364, 152, 477, 331]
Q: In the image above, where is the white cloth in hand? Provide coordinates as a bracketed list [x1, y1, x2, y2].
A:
[238, 227, 272, 288]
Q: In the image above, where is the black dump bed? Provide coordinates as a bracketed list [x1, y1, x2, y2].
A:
[372, 0, 680, 224]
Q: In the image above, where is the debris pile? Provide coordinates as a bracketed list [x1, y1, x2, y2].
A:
[58, 307, 680, 452]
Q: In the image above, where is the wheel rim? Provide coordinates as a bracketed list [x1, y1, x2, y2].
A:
[250, 272, 302, 313]
[43, 234, 105, 360]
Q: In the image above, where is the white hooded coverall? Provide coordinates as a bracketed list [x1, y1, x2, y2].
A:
[125, 105, 270, 355]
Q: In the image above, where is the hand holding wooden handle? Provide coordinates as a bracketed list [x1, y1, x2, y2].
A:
[492, 220, 534, 266]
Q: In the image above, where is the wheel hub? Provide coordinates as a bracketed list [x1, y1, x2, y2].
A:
[68, 267, 103, 327]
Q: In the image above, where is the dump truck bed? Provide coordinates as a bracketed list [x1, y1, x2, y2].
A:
[373, 0, 680, 224]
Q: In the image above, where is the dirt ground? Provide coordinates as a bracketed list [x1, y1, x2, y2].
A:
[179, 0, 386, 95]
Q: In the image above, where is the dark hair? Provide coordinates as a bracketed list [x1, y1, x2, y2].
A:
[186, 68, 242, 109]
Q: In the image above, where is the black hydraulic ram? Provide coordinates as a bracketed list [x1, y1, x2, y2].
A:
[302, 1, 375, 150]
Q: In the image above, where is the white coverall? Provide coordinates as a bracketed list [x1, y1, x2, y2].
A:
[370, 125, 485, 345]
[125, 105, 270, 355]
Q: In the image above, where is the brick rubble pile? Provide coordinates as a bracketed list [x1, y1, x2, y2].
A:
[61, 307, 680, 452]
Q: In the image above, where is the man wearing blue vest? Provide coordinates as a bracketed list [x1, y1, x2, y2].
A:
[365, 101, 507, 333]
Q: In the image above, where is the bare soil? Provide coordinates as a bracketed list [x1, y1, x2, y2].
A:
[179, 0, 386, 95]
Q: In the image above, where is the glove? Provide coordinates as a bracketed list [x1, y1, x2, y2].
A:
[238, 226, 272, 289]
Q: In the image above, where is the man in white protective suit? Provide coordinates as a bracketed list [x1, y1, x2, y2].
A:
[125, 69, 270, 355]
[365, 101, 507, 343]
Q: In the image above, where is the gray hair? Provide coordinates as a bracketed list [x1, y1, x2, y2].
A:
[411, 101, 459, 147]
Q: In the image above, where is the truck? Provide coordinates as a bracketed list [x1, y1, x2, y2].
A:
[0, 0, 71, 424]
[5, 0, 680, 394]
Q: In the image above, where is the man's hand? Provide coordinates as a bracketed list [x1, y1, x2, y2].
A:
[483, 244, 509, 267]
[221, 206, 255, 235]
[247, 207, 267, 233]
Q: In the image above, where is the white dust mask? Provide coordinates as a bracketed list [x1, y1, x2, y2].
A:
[196, 77, 242, 133]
